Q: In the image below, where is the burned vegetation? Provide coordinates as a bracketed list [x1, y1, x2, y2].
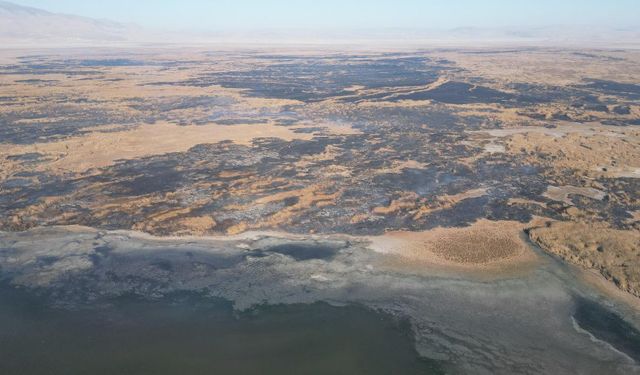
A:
[1, 48, 640, 295]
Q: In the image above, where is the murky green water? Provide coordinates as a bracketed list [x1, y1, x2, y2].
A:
[0, 284, 444, 375]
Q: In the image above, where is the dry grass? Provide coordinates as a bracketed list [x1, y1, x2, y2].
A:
[368, 219, 535, 267]
[505, 127, 640, 178]
[1, 121, 318, 174]
[529, 221, 640, 298]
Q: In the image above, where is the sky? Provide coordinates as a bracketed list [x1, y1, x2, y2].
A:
[9, 0, 640, 31]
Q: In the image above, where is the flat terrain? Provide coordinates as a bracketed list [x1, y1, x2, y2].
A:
[1, 47, 639, 292]
[1, 47, 640, 374]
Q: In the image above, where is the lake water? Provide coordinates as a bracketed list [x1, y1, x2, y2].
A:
[1, 227, 639, 374]
[0, 283, 444, 375]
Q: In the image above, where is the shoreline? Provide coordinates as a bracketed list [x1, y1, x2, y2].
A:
[1, 223, 639, 373]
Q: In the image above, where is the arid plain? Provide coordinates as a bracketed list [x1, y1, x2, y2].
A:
[1, 47, 640, 374]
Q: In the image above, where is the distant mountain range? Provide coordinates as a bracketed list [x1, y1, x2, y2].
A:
[0, 1, 147, 45]
[1, 0, 639, 47]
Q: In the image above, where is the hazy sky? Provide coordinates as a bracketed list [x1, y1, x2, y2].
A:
[10, 0, 640, 31]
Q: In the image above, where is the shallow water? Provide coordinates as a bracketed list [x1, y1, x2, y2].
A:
[573, 297, 640, 362]
[263, 242, 342, 260]
[0, 284, 443, 375]
[1, 227, 640, 374]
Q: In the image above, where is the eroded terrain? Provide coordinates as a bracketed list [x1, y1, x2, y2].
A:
[1, 47, 640, 374]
